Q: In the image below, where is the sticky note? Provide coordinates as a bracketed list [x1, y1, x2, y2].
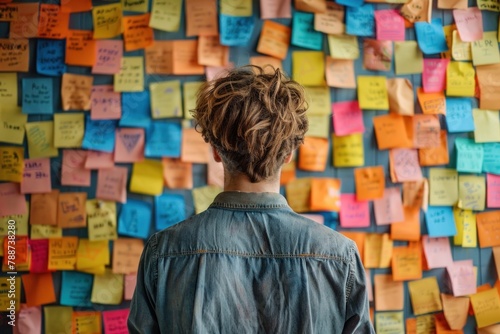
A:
[21, 273, 56, 307]
[447, 260, 476, 297]
[20, 158, 51, 194]
[48, 236, 78, 270]
[374, 274, 404, 311]
[332, 101, 364, 136]
[260, 0, 291, 19]
[354, 166, 385, 201]
[446, 61, 475, 97]
[185, 0, 218, 37]
[373, 114, 410, 149]
[118, 199, 152, 239]
[53, 113, 85, 148]
[61, 0, 92, 13]
[25, 121, 59, 158]
[470, 288, 500, 328]
[413, 114, 441, 148]
[458, 175, 486, 211]
[298, 137, 328, 172]
[72, 311, 102, 333]
[0, 183, 26, 217]
[103, 309, 130, 334]
[285, 178, 312, 213]
[314, 2, 344, 35]
[477, 211, 500, 247]
[295, 0, 328, 12]
[417, 89, 445, 115]
[149, 80, 182, 118]
[112, 238, 143, 274]
[429, 168, 458, 206]
[0, 73, 18, 105]
[114, 57, 144, 92]
[374, 187, 404, 225]
[30, 191, 58, 226]
[145, 41, 173, 74]
[57, 192, 87, 228]
[44, 306, 72, 334]
[31, 225, 62, 240]
[182, 82, 203, 120]
[394, 41, 423, 75]
[36, 39, 66, 76]
[357, 76, 389, 110]
[123, 13, 153, 51]
[473, 109, 500, 143]
[325, 58, 356, 89]
[392, 246, 422, 281]
[85, 150, 114, 169]
[60, 271, 93, 307]
[389, 149, 422, 182]
[400, 0, 432, 22]
[339, 194, 369, 228]
[65, 30, 95, 67]
[445, 97, 474, 132]
[21, 78, 53, 114]
[375, 312, 404, 334]
[386, 78, 414, 115]
[415, 18, 449, 54]
[476, 64, 500, 110]
[146, 191, 181, 231]
[487, 174, 500, 208]
[408, 277, 443, 315]
[391, 208, 421, 240]
[29, 239, 49, 273]
[310, 178, 341, 212]
[86, 200, 117, 241]
[422, 58, 450, 93]
[150, 0, 182, 31]
[61, 73, 93, 111]
[453, 7, 483, 42]
[327, 34, 359, 59]
[346, 4, 374, 37]
[256, 20, 290, 60]
[114, 128, 145, 163]
[90, 85, 121, 120]
[420, 132, 449, 166]
[162, 158, 193, 189]
[96, 167, 128, 204]
[82, 117, 117, 153]
[0, 109, 28, 145]
[130, 159, 164, 196]
[76, 239, 109, 274]
[0, 146, 24, 182]
[61, 150, 90, 187]
[9, 3, 39, 39]
[452, 30, 472, 61]
[92, 40, 123, 75]
[456, 137, 483, 173]
[292, 51, 325, 86]
[197, 35, 229, 68]
[363, 39, 392, 71]
[471, 31, 500, 65]
[180, 128, 210, 164]
[333, 134, 364, 167]
[37, 4, 69, 39]
[291, 11, 322, 50]
[403, 180, 427, 210]
[374, 9, 405, 41]
[425, 235, 459, 269]
[120, 91, 151, 128]
[0, 39, 28, 72]
[305, 87, 330, 115]
[441, 293, 470, 330]
[425, 207, 457, 237]
[92, 3, 122, 39]
[219, 14, 254, 46]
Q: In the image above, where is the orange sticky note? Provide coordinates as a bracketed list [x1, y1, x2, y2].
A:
[413, 114, 441, 148]
[417, 88, 446, 115]
[249, 56, 283, 71]
[477, 211, 500, 248]
[61, 73, 93, 111]
[65, 30, 95, 67]
[162, 158, 193, 189]
[325, 57, 356, 89]
[441, 293, 469, 330]
[387, 78, 414, 115]
[298, 137, 328, 172]
[280, 160, 296, 186]
[0, 39, 29, 72]
[185, 0, 218, 37]
[310, 178, 341, 211]
[181, 128, 210, 164]
[374, 274, 404, 311]
[61, 0, 92, 13]
[197, 35, 229, 67]
[172, 40, 205, 75]
[402, 180, 427, 209]
[257, 20, 290, 60]
[9, 3, 39, 39]
[391, 206, 421, 241]
[354, 166, 385, 201]
[339, 231, 365, 260]
[123, 13, 154, 51]
[112, 238, 144, 275]
[145, 41, 173, 74]
[476, 64, 500, 110]
[57, 192, 87, 229]
[37, 4, 69, 39]
[21, 273, 56, 307]
[30, 190, 59, 226]
[419, 130, 449, 166]
[373, 114, 411, 150]
[295, 0, 327, 12]
[392, 245, 422, 281]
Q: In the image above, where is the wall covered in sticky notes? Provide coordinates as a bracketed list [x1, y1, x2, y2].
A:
[1, 0, 500, 332]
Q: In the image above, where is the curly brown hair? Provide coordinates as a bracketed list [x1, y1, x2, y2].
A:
[192, 65, 308, 183]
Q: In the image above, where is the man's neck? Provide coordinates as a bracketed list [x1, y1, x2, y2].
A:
[223, 173, 280, 193]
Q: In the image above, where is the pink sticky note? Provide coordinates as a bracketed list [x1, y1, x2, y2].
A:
[29, 239, 49, 273]
[422, 235, 454, 269]
[423, 59, 449, 93]
[340, 193, 370, 228]
[205, 62, 234, 81]
[61, 150, 91, 186]
[390, 149, 423, 182]
[446, 260, 476, 297]
[487, 173, 500, 208]
[21, 158, 52, 194]
[301, 214, 324, 224]
[96, 166, 128, 203]
[374, 187, 404, 225]
[103, 309, 130, 334]
[453, 8, 483, 42]
[114, 128, 145, 163]
[0, 183, 27, 216]
[124, 274, 137, 300]
[92, 40, 123, 74]
[85, 150, 114, 169]
[90, 85, 121, 120]
[332, 101, 365, 136]
[14, 305, 42, 334]
[260, 0, 291, 19]
[374, 9, 405, 41]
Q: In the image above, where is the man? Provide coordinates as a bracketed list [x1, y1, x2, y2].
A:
[128, 66, 374, 333]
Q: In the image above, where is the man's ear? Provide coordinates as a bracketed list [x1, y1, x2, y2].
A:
[212, 146, 222, 162]
[284, 152, 293, 164]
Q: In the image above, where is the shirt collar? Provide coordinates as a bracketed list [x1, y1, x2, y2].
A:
[210, 191, 290, 209]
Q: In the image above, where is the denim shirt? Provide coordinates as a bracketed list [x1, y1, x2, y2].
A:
[128, 192, 375, 334]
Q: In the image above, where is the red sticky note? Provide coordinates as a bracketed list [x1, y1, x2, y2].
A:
[29, 239, 49, 273]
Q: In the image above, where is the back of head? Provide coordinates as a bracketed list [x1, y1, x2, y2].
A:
[192, 66, 309, 183]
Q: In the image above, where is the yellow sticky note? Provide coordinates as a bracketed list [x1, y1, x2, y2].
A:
[446, 61, 475, 97]
[123, 0, 149, 12]
[192, 185, 222, 214]
[0, 203, 29, 236]
[462, 210, 477, 248]
[292, 51, 325, 86]
[473, 109, 500, 143]
[285, 178, 312, 213]
[53, 113, 84, 148]
[0, 109, 27, 145]
[304, 86, 331, 115]
[472, 31, 500, 66]
[91, 269, 124, 305]
[86, 199, 117, 241]
[452, 30, 471, 61]
[130, 159, 164, 195]
[333, 133, 364, 167]
[220, 0, 252, 16]
[0, 146, 24, 182]
[453, 207, 468, 246]
[306, 114, 330, 138]
[114, 57, 144, 92]
[0, 277, 21, 311]
[25, 121, 59, 158]
[458, 175, 485, 211]
[31, 224, 62, 239]
[0, 73, 18, 106]
[92, 3, 122, 39]
[470, 288, 500, 328]
[394, 41, 423, 75]
[48, 237, 78, 270]
[429, 168, 458, 206]
[327, 34, 359, 60]
[150, 80, 182, 118]
[183, 81, 203, 119]
[375, 311, 404, 334]
[76, 239, 110, 274]
[44, 306, 73, 334]
[408, 277, 443, 315]
[357, 76, 389, 110]
[150, 0, 182, 31]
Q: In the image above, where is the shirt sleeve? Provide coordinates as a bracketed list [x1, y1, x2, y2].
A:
[128, 233, 161, 334]
[342, 244, 376, 334]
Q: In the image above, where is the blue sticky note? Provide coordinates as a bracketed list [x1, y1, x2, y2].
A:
[145, 121, 182, 158]
[21, 78, 54, 114]
[60, 271, 93, 307]
[36, 39, 67, 76]
[82, 116, 117, 153]
[291, 11, 323, 50]
[120, 91, 152, 128]
[155, 194, 186, 231]
[346, 4, 374, 36]
[425, 207, 457, 237]
[415, 18, 448, 55]
[338, 0, 364, 7]
[118, 199, 152, 239]
[220, 14, 255, 46]
[456, 137, 483, 173]
[445, 98, 474, 133]
[483, 143, 500, 175]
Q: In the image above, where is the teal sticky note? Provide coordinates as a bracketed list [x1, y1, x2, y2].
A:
[22, 78, 54, 114]
[483, 143, 500, 175]
[155, 193, 186, 231]
[292, 11, 323, 50]
[145, 121, 182, 158]
[346, 4, 374, 37]
[445, 98, 474, 133]
[120, 91, 151, 128]
[425, 207, 457, 237]
[60, 271, 93, 307]
[414, 18, 448, 55]
[118, 199, 152, 239]
[456, 137, 483, 173]
[220, 14, 255, 46]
